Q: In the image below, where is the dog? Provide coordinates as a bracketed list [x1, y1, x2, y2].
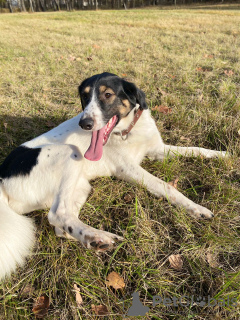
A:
[0, 72, 227, 279]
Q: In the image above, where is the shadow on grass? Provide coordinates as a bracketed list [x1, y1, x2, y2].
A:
[0, 114, 68, 159]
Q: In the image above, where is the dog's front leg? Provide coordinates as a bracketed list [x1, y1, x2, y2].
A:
[48, 178, 123, 251]
[116, 164, 214, 219]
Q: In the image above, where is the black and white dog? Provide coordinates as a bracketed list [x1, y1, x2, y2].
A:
[0, 72, 227, 279]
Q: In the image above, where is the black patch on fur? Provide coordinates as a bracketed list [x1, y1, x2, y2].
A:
[0, 146, 41, 179]
[79, 230, 82, 235]
[68, 226, 73, 233]
[90, 241, 98, 248]
[78, 72, 148, 130]
[99, 244, 109, 249]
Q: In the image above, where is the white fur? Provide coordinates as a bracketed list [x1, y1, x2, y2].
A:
[0, 103, 227, 279]
[0, 200, 35, 279]
[81, 90, 105, 130]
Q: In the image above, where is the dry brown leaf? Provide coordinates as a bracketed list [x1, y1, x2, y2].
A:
[180, 136, 191, 142]
[168, 178, 179, 189]
[91, 304, 109, 315]
[169, 254, 183, 270]
[123, 192, 135, 203]
[87, 56, 93, 61]
[152, 105, 172, 114]
[68, 55, 76, 61]
[73, 284, 83, 308]
[157, 88, 168, 96]
[197, 67, 210, 72]
[122, 73, 127, 77]
[204, 54, 214, 59]
[32, 294, 50, 318]
[206, 252, 219, 268]
[20, 284, 35, 297]
[224, 69, 234, 76]
[93, 44, 100, 49]
[106, 271, 125, 290]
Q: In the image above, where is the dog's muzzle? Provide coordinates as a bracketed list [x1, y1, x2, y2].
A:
[79, 118, 94, 130]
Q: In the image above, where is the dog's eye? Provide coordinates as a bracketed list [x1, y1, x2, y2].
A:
[105, 92, 112, 99]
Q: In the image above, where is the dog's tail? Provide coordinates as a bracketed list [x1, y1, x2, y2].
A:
[0, 200, 35, 280]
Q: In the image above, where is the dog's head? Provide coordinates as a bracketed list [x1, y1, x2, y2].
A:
[78, 72, 147, 161]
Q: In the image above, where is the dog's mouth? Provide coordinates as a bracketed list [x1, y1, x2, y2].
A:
[84, 115, 118, 161]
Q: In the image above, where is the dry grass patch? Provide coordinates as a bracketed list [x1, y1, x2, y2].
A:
[0, 6, 240, 319]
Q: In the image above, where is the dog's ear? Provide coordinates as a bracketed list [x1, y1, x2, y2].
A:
[121, 79, 148, 110]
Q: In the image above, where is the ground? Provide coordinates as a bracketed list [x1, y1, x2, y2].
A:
[0, 4, 240, 319]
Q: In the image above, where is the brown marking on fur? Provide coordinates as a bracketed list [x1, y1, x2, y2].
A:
[118, 101, 131, 116]
[122, 99, 131, 109]
[99, 85, 107, 93]
[84, 86, 91, 93]
[99, 87, 116, 104]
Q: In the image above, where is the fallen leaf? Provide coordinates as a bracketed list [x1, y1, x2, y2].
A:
[73, 284, 83, 308]
[87, 56, 93, 61]
[68, 55, 76, 61]
[93, 44, 100, 49]
[168, 177, 179, 189]
[169, 254, 183, 270]
[180, 136, 191, 142]
[32, 294, 50, 318]
[122, 73, 127, 77]
[123, 192, 135, 203]
[204, 54, 214, 59]
[224, 69, 234, 77]
[91, 304, 109, 315]
[168, 74, 176, 79]
[157, 88, 168, 96]
[206, 252, 219, 268]
[152, 105, 172, 114]
[106, 271, 125, 290]
[20, 284, 35, 297]
[196, 66, 211, 72]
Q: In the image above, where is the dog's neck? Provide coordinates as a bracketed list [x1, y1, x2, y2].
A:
[113, 104, 144, 135]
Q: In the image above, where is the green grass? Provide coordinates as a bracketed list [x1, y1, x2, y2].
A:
[0, 5, 240, 319]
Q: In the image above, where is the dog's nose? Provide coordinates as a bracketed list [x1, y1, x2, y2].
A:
[79, 118, 94, 130]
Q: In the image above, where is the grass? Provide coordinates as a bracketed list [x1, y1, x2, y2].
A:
[0, 5, 240, 319]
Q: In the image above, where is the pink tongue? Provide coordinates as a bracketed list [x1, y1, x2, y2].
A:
[84, 126, 106, 161]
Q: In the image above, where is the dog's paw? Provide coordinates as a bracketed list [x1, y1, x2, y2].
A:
[203, 149, 228, 159]
[187, 204, 214, 219]
[83, 229, 124, 251]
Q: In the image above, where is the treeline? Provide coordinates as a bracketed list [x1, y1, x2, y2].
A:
[1, 0, 235, 13]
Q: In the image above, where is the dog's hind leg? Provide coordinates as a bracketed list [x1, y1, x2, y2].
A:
[148, 143, 227, 161]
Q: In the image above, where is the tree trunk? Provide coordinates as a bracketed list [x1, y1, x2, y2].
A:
[39, 0, 45, 10]
[8, 0, 13, 12]
[55, 0, 60, 10]
[29, 0, 34, 11]
[19, 0, 27, 11]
